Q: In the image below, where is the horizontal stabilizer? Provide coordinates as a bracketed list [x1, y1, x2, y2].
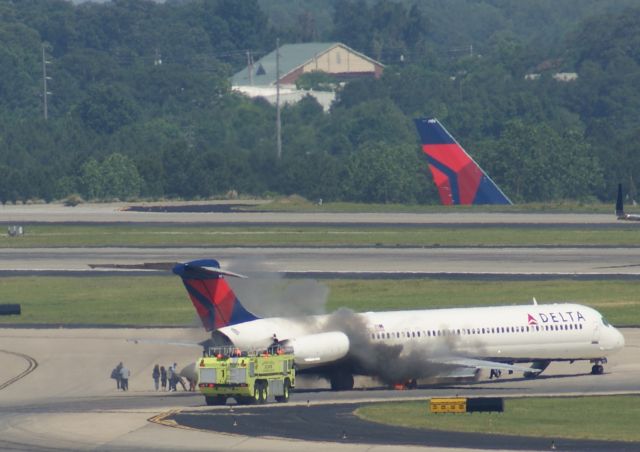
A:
[89, 262, 247, 278]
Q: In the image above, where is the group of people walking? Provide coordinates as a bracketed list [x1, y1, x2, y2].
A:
[152, 363, 187, 391]
[111, 362, 194, 392]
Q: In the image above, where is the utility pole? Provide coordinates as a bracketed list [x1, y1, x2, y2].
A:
[246, 50, 254, 85]
[41, 44, 52, 120]
[276, 38, 282, 160]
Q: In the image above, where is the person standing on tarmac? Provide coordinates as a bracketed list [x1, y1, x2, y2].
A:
[160, 366, 167, 391]
[167, 364, 175, 391]
[171, 362, 181, 391]
[111, 362, 123, 390]
[120, 364, 130, 391]
[152, 364, 160, 391]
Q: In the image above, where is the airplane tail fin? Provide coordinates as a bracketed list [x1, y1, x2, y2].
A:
[172, 259, 259, 331]
[414, 118, 512, 205]
[616, 183, 625, 218]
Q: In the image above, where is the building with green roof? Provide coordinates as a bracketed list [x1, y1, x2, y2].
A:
[231, 42, 383, 110]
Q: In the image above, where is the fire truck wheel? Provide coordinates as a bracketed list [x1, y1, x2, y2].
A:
[276, 379, 291, 403]
[259, 381, 268, 404]
[254, 381, 267, 404]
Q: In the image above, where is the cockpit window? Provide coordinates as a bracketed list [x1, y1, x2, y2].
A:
[601, 317, 611, 327]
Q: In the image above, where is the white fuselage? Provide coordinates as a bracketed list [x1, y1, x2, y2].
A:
[219, 303, 625, 371]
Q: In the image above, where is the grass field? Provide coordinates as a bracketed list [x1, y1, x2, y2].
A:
[355, 396, 640, 442]
[1, 277, 639, 325]
[2, 224, 640, 247]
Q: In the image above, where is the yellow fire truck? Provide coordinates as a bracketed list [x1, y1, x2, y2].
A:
[197, 346, 295, 406]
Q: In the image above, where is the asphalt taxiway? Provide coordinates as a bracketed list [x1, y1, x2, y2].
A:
[0, 201, 624, 225]
[0, 327, 638, 451]
[3, 246, 640, 278]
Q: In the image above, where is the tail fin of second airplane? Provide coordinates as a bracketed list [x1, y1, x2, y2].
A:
[172, 259, 259, 331]
[414, 118, 512, 205]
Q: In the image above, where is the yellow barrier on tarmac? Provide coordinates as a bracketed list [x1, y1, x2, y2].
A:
[429, 398, 467, 413]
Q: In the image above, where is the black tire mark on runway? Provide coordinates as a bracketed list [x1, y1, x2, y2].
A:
[0, 349, 38, 390]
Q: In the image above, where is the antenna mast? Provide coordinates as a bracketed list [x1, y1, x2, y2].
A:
[42, 44, 52, 120]
[276, 38, 282, 160]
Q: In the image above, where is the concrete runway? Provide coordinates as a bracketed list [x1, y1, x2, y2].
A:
[3, 246, 640, 277]
[0, 327, 638, 451]
[0, 201, 622, 225]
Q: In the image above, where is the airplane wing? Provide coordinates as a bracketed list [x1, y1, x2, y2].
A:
[431, 357, 540, 374]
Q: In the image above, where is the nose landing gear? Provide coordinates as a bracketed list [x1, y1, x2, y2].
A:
[590, 358, 607, 375]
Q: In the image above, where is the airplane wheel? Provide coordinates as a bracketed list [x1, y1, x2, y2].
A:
[523, 371, 538, 379]
[591, 364, 604, 375]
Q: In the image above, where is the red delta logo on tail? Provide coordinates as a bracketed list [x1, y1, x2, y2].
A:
[172, 259, 258, 331]
[414, 118, 512, 205]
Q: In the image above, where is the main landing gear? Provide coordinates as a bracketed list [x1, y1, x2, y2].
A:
[591, 358, 607, 375]
[329, 370, 354, 391]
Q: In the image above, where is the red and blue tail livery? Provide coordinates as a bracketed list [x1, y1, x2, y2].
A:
[172, 259, 259, 331]
[414, 118, 512, 205]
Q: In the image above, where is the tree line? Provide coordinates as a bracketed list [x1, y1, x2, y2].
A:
[0, 0, 639, 204]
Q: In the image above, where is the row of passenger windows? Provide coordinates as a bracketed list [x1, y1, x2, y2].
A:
[370, 323, 584, 341]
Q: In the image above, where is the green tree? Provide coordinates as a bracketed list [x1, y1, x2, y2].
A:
[101, 153, 142, 199]
[76, 84, 139, 134]
[342, 142, 430, 203]
[482, 121, 603, 202]
[79, 158, 104, 199]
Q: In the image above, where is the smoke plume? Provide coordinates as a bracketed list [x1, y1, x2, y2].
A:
[319, 308, 462, 384]
[227, 257, 329, 317]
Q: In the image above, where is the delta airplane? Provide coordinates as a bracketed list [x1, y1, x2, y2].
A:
[616, 183, 640, 220]
[172, 259, 625, 390]
[414, 117, 512, 205]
